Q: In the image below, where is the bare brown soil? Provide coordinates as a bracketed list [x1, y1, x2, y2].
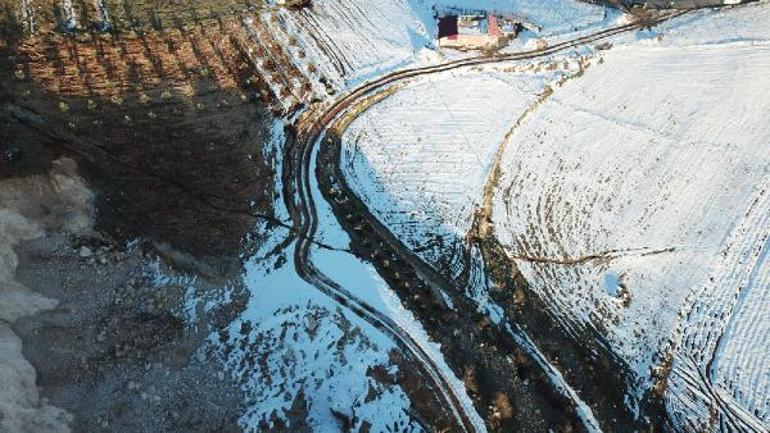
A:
[1, 31, 278, 276]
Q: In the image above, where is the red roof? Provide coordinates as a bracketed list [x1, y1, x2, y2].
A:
[488, 14, 501, 37]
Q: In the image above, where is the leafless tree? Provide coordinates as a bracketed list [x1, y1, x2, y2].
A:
[60, 0, 78, 31]
[20, 0, 36, 34]
[92, 0, 111, 31]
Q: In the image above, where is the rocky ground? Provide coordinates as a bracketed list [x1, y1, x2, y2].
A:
[0, 17, 276, 430]
[0, 7, 463, 430]
[13, 232, 249, 433]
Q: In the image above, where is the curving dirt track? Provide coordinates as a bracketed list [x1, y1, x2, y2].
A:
[284, 10, 688, 433]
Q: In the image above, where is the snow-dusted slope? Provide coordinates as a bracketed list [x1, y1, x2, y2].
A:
[340, 62, 584, 279]
[202, 123, 483, 432]
[193, 125, 424, 432]
[209, 2, 614, 430]
[412, 0, 611, 37]
[260, 0, 432, 90]
[667, 188, 770, 432]
[334, 2, 770, 429]
[259, 0, 613, 91]
[490, 4, 770, 429]
[217, 247, 420, 432]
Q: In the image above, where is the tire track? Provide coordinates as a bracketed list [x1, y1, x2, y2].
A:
[287, 11, 687, 433]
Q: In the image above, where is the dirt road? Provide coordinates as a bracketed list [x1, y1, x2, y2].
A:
[283, 11, 686, 433]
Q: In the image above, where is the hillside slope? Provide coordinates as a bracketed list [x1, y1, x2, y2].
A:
[491, 3, 770, 429]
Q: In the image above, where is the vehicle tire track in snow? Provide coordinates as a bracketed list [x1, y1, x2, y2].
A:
[668, 182, 770, 432]
[287, 130, 485, 433]
[286, 11, 688, 433]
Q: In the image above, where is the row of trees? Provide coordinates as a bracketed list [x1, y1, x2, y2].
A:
[53, 0, 270, 35]
[7, 0, 273, 36]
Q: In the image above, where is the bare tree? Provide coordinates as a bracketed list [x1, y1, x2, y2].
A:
[92, 0, 111, 31]
[60, 0, 78, 31]
[20, 0, 36, 34]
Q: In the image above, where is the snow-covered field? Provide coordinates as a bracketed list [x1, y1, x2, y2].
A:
[490, 4, 770, 429]
[332, 1, 770, 430]
[259, 0, 614, 91]
[339, 62, 586, 278]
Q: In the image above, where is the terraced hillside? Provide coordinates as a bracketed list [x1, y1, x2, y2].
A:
[339, 59, 589, 281]
[1, 6, 324, 114]
[4, 0, 767, 432]
[490, 4, 770, 430]
[330, 2, 770, 431]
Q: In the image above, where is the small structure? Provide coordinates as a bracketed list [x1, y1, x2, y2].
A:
[620, 0, 746, 8]
[275, 0, 311, 8]
[437, 12, 520, 51]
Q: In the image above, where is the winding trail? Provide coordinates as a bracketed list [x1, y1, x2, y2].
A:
[284, 11, 687, 432]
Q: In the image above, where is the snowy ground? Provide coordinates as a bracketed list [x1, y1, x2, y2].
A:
[189, 122, 484, 432]
[490, 3, 770, 429]
[339, 61, 587, 279]
[257, 0, 615, 92]
[194, 2, 619, 430]
[331, 2, 770, 430]
[216, 238, 420, 432]
[205, 1, 770, 431]
[201, 124, 417, 432]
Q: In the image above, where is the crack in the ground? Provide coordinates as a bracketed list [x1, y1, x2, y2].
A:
[508, 246, 677, 265]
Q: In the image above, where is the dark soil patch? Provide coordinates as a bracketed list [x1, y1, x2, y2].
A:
[12, 233, 249, 433]
[478, 230, 668, 432]
[1, 44, 276, 278]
